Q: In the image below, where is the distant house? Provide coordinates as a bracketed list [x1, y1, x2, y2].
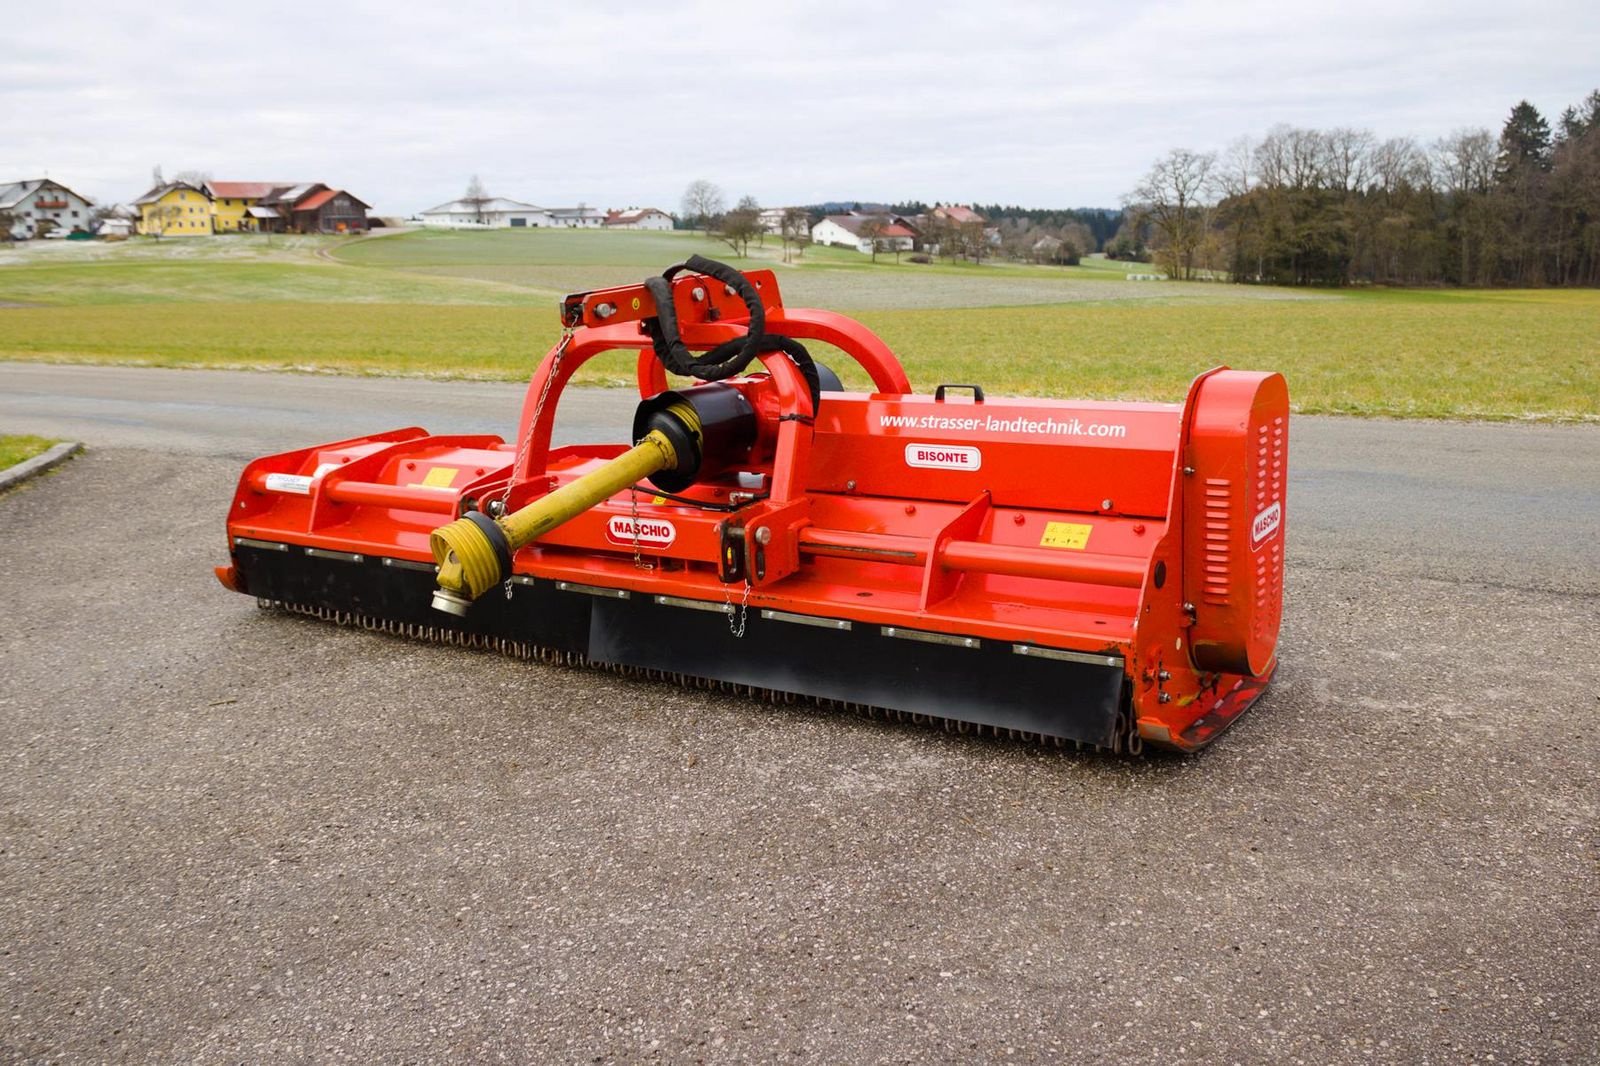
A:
[1, 178, 96, 238]
[931, 204, 985, 225]
[205, 181, 281, 232]
[757, 207, 789, 233]
[93, 205, 137, 238]
[603, 208, 673, 231]
[252, 184, 371, 234]
[133, 181, 213, 237]
[811, 213, 916, 255]
[547, 205, 604, 228]
[419, 196, 552, 228]
[290, 188, 371, 233]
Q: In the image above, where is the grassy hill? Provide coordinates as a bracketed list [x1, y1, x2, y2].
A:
[0, 229, 1595, 420]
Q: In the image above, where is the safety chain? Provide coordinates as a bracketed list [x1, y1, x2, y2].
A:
[496, 326, 574, 519]
[628, 488, 655, 571]
[496, 325, 575, 600]
[723, 579, 752, 638]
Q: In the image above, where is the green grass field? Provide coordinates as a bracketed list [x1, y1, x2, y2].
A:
[1, 229, 1595, 420]
[0, 435, 59, 469]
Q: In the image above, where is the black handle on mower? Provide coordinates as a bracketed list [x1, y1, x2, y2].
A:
[934, 384, 986, 403]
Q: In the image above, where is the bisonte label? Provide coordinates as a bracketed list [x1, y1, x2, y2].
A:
[606, 515, 677, 547]
[904, 443, 982, 471]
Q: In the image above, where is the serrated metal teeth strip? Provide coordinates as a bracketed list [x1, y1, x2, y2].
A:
[257, 600, 1136, 753]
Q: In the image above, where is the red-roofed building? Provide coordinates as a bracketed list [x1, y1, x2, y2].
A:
[603, 207, 674, 231]
[811, 213, 916, 255]
[200, 181, 371, 233]
[205, 181, 287, 232]
[931, 204, 985, 225]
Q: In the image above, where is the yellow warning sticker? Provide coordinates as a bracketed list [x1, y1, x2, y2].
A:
[1040, 521, 1092, 550]
[651, 495, 668, 505]
[421, 466, 458, 488]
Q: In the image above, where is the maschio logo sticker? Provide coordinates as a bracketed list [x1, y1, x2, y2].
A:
[904, 443, 982, 471]
[606, 515, 677, 548]
[1251, 502, 1282, 548]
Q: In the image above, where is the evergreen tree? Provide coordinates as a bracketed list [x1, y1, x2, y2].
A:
[1497, 101, 1553, 176]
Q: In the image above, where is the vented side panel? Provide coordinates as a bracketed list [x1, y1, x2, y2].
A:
[1250, 415, 1287, 658]
[1183, 371, 1289, 678]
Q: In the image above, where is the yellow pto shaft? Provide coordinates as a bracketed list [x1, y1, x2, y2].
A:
[429, 425, 684, 615]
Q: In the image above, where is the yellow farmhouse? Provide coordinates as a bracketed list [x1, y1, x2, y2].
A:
[205, 181, 278, 232]
[133, 181, 213, 237]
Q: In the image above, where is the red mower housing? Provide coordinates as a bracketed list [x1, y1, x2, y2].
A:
[218, 262, 1288, 752]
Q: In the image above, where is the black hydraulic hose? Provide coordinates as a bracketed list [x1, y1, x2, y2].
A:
[642, 256, 821, 414]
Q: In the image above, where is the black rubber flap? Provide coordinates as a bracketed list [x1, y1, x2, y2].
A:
[587, 594, 1124, 747]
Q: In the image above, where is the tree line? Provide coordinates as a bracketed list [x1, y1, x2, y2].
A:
[1126, 90, 1600, 286]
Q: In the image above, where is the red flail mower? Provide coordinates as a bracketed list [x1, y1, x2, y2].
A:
[217, 257, 1288, 753]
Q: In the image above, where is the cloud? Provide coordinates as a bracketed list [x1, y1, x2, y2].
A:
[4, 0, 1597, 212]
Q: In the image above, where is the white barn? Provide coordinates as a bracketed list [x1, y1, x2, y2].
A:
[547, 205, 605, 228]
[1, 178, 95, 238]
[418, 196, 552, 228]
[811, 214, 915, 255]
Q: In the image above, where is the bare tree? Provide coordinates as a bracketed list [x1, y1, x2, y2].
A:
[463, 174, 492, 225]
[1372, 136, 1428, 196]
[681, 180, 725, 231]
[1255, 125, 1324, 190]
[1322, 128, 1375, 192]
[1432, 128, 1497, 283]
[857, 214, 890, 262]
[716, 195, 762, 257]
[779, 207, 811, 262]
[146, 202, 184, 240]
[1128, 148, 1217, 279]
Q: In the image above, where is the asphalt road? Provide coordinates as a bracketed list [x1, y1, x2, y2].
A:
[2, 363, 1597, 1063]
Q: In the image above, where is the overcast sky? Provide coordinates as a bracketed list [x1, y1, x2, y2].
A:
[6, 0, 1597, 215]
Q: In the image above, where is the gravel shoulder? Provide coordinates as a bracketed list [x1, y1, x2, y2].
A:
[0, 371, 1596, 1062]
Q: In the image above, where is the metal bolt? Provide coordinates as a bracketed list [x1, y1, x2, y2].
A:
[845, 480, 857, 491]
[1183, 466, 1195, 476]
[1158, 670, 1171, 681]
[1158, 692, 1171, 704]
[1012, 513, 1025, 525]
[1182, 602, 1196, 613]
[904, 504, 916, 515]
[691, 286, 706, 302]
[1101, 499, 1114, 511]
[754, 527, 772, 545]
[594, 302, 616, 319]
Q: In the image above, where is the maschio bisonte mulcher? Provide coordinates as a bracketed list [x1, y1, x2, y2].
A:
[217, 257, 1288, 753]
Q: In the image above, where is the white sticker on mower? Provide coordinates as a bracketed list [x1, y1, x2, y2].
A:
[1251, 502, 1282, 548]
[904, 443, 982, 471]
[264, 464, 339, 496]
[607, 515, 677, 548]
[264, 473, 314, 495]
